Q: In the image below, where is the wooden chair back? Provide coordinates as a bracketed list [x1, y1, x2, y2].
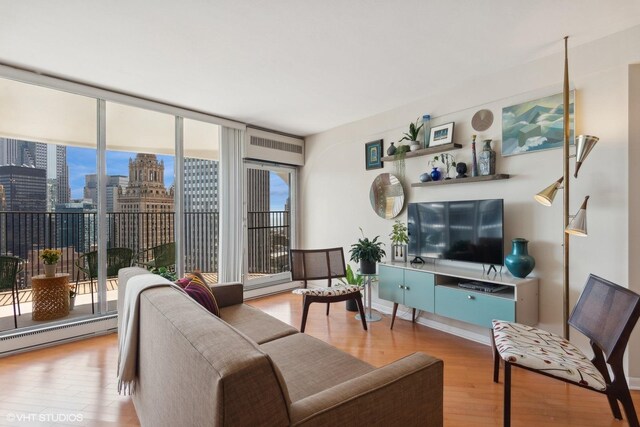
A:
[569, 274, 640, 364]
[290, 248, 347, 287]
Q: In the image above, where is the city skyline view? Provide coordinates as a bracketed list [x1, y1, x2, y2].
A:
[66, 146, 290, 212]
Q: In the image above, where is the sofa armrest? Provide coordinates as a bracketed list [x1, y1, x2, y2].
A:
[210, 282, 244, 308]
[289, 352, 443, 427]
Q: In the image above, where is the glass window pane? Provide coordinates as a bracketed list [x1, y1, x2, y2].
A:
[0, 77, 97, 332]
[184, 119, 220, 284]
[106, 102, 175, 309]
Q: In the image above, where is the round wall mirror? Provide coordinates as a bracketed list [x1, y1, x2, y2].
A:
[369, 173, 405, 219]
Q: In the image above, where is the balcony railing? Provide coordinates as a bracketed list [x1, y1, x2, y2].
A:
[0, 210, 290, 288]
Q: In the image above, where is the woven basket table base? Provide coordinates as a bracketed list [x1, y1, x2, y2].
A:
[31, 273, 70, 321]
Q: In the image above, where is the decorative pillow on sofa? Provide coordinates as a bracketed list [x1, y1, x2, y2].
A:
[180, 274, 220, 317]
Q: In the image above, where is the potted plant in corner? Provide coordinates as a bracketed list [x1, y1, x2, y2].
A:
[339, 264, 364, 312]
[390, 220, 409, 262]
[349, 228, 386, 275]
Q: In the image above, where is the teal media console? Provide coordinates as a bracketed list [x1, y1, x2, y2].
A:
[378, 262, 538, 330]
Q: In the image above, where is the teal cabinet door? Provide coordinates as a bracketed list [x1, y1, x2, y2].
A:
[378, 265, 404, 305]
[435, 286, 515, 328]
[404, 270, 435, 313]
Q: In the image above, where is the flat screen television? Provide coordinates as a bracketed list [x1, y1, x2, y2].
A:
[407, 199, 504, 266]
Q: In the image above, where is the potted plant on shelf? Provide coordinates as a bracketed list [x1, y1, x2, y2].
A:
[393, 144, 411, 178]
[40, 249, 62, 278]
[399, 117, 424, 152]
[349, 228, 386, 275]
[389, 220, 409, 262]
[432, 153, 457, 180]
[339, 264, 364, 312]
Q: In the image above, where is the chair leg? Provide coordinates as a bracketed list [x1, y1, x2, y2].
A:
[492, 331, 500, 383]
[411, 308, 417, 322]
[617, 382, 639, 427]
[11, 285, 17, 329]
[605, 389, 623, 420]
[390, 303, 398, 330]
[354, 295, 367, 331]
[300, 296, 312, 333]
[14, 282, 21, 316]
[326, 302, 330, 316]
[504, 361, 511, 427]
[90, 278, 95, 314]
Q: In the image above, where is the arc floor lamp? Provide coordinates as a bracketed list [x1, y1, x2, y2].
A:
[534, 37, 600, 340]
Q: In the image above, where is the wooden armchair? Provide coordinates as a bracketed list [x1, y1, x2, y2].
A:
[290, 248, 367, 333]
[492, 274, 640, 427]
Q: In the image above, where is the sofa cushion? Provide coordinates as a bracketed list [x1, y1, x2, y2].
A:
[219, 303, 298, 344]
[184, 279, 220, 316]
[260, 333, 375, 402]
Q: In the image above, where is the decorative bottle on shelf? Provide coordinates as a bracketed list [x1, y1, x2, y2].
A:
[470, 134, 479, 177]
[422, 114, 431, 148]
[478, 139, 496, 176]
[387, 142, 396, 156]
[430, 167, 441, 181]
[505, 238, 536, 278]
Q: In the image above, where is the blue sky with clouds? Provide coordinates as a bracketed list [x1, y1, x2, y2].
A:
[66, 147, 288, 211]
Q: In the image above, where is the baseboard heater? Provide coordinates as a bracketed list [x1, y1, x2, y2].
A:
[0, 315, 118, 357]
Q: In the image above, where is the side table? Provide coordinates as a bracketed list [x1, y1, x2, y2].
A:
[32, 273, 70, 321]
[355, 273, 382, 322]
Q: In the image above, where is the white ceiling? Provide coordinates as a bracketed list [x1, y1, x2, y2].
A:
[1, 1, 639, 137]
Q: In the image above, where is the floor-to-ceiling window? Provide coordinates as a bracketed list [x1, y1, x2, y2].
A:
[184, 119, 220, 284]
[0, 77, 98, 332]
[105, 102, 176, 311]
[244, 161, 296, 288]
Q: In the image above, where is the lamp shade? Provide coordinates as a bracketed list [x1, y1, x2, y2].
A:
[565, 196, 590, 236]
[574, 135, 599, 178]
[534, 177, 564, 206]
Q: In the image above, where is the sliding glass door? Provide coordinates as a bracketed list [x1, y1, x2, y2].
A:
[244, 161, 296, 288]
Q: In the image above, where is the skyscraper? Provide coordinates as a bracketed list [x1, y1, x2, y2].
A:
[0, 165, 47, 258]
[84, 174, 128, 212]
[184, 158, 218, 211]
[50, 145, 70, 204]
[0, 139, 70, 208]
[116, 154, 174, 252]
[183, 157, 218, 271]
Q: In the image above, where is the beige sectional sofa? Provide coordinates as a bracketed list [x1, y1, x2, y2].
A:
[118, 267, 443, 427]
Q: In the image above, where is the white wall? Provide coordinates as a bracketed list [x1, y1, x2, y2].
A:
[301, 26, 640, 370]
[629, 64, 640, 382]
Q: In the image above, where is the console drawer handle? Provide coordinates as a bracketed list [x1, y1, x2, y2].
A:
[398, 285, 403, 289]
[405, 286, 410, 291]
[467, 295, 475, 300]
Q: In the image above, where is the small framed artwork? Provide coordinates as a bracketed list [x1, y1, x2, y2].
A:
[365, 139, 384, 170]
[429, 122, 455, 147]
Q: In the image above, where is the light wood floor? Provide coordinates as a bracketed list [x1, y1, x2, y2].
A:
[0, 292, 638, 426]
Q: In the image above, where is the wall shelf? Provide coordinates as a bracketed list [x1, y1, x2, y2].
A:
[411, 174, 510, 187]
[381, 143, 462, 162]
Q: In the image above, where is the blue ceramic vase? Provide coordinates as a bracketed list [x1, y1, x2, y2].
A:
[505, 238, 535, 278]
[430, 167, 442, 181]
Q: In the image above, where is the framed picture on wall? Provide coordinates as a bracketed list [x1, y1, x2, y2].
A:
[365, 139, 384, 170]
[429, 122, 455, 147]
[501, 91, 575, 156]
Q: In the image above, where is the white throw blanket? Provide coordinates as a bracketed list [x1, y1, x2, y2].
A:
[117, 274, 183, 395]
